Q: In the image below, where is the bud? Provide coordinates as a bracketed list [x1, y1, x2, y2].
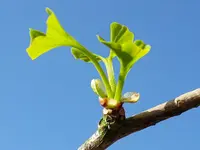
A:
[99, 97, 108, 107]
[121, 92, 140, 103]
[99, 97, 122, 109]
[91, 79, 107, 98]
[106, 98, 122, 109]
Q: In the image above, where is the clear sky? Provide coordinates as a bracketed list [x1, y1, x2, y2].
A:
[0, 0, 200, 149]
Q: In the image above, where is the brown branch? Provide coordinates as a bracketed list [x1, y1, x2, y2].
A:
[78, 88, 200, 150]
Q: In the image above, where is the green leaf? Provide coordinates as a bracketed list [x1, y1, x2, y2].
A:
[98, 23, 151, 101]
[121, 92, 140, 103]
[91, 79, 107, 98]
[110, 22, 134, 43]
[26, 8, 79, 60]
[98, 22, 134, 58]
[97, 35, 151, 73]
[26, 8, 114, 99]
[71, 47, 102, 63]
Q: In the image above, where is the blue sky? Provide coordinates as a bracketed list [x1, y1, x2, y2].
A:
[0, 0, 200, 149]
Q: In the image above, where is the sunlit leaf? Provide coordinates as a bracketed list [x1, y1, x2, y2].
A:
[26, 8, 79, 60]
[110, 22, 134, 43]
[97, 35, 151, 73]
[97, 22, 134, 58]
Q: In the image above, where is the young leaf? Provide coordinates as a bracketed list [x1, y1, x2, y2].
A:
[97, 35, 151, 73]
[121, 92, 140, 103]
[71, 47, 103, 63]
[98, 23, 151, 101]
[26, 8, 114, 99]
[26, 8, 80, 60]
[110, 22, 134, 44]
[98, 22, 134, 58]
[91, 79, 107, 98]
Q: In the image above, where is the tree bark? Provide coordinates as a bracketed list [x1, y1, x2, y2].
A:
[78, 88, 200, 150]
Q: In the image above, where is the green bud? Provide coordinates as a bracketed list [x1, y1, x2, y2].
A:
[121, 92, 140, 103]
[91, 79, 107, 98]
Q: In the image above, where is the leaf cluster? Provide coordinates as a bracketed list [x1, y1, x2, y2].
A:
[26, 8, 151, 108]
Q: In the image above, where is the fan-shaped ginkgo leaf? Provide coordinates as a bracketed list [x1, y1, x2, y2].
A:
[26, 8, 79, 60]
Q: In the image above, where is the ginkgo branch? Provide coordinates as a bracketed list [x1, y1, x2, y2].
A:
[78, 88, 200, 150]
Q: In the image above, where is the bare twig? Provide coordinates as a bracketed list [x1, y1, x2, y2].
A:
[78, 88, 200, 150]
